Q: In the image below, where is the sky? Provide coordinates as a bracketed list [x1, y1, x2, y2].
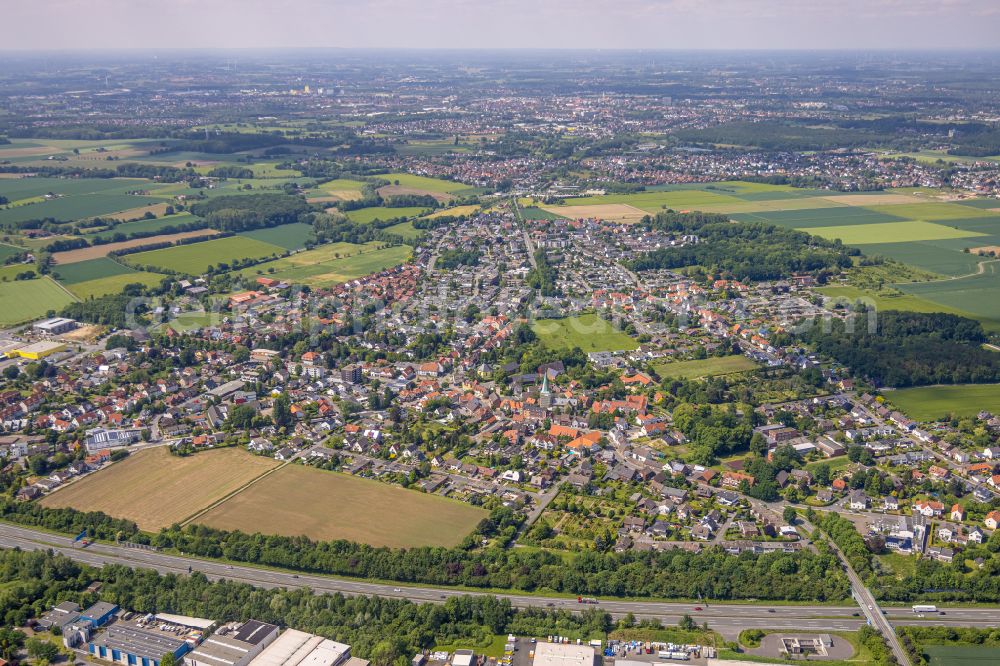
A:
[4, 0, 1000, 50]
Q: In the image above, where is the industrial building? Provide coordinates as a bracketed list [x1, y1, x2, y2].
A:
[531, 642, 596, 666]
[185, 620, 280, 666]
[84, 427, 143, 451]
[245, 629, 366, 666]
[33, 317, 77, 335]
[4, 340, 66, 360]
[81, 602, 120, 627]
[87, 613, 210, 666]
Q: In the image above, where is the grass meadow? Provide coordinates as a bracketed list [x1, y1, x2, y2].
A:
[532, 313, 638, 352]
[128, 236, 285, 274]
[653, 355, 760, 379]
[0, 277, 76, 326]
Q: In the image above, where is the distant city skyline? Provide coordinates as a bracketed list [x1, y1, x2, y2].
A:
[3, 0, 1000, 51]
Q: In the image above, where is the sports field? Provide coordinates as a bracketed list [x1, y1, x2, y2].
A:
[346, 206, 431, 224]
[806, 220, 984, 245]
[40, 447, 280, 531]
[0, 277, 76, 326]
[197, 464, 487, 548]
[653, 355, 760, 379]
[532, 314, 638, 352]
[128, 236, 285, 274]
[885, 384, 1000, 421]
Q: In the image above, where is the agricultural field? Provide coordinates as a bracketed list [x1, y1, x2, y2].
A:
[346, 206, 431, 224]
[0, 277, 76, 326]
[381, 221, 423, 241]
[542, 203, 647, 224]
[0, 243, 22, 262]
[237, 223, 315, 250]
[885, 384, 1000, 421]
[923, 645, 1000, 666]
[67, 271, 166, 300]
[519, 206, 566, 220]
[423, 205, 480, 219]
[40, 447, 280, 532]
[309, 178, 367, 202]
[84, 212, 202, 241]
[127, 236, 285, 274]
[50, 257, 134, 284]
[806, 220, 984, 244]
[235, 242, 411, 288]
[532, 313, 638, 352]
[653, 355, 760, 379]
[197, 464, 487, 548]
[380, 172, 473, 194]
[816, 284, 997, 328]
[52, 229, 221, 265]
[0, 193, 164, 226]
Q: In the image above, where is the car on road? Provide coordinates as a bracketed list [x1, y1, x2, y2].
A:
[767, 609, 775, 613]
[868, 604, 873, 610]
[693, 606, 702, 611]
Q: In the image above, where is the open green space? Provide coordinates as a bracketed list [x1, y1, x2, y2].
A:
[885, 383, 1000, 421]
[128, 236, 285, 274]
[560, 189, 744, 212]
[520, 206, 566, 220]
[816, 284, 996, 324]
[807, 220, 984, 245]
[532, 313, 639, 352]
[897, 269, 1000, 327]
[0, 277, 76, 326]
[237, 223, 315, 250]
[654, 355, 760, 379]
[732, 206, 903, 229]
[345, 206, 431, 224]
[0, 244, 22, 262]
[381, 221, 423, 241]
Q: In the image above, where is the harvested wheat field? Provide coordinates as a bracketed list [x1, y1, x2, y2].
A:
[40, 447, 279, 531]
[198, 464, 487, 548]
[543, 203, 648, 224]
[52, 230, 220, 264]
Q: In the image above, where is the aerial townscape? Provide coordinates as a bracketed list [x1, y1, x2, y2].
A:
[2, 7, 1000, 666]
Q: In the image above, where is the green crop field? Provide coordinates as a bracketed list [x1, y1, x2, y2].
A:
[560, 189, 744, 212]
[51, 257, 134, 284]
[0, 194, 163, 225]
[238, 223, 315, 250]
[923, 645, 1000, 665]
[128, 236, 285, 274]
[381, 221, 423, 241]
[886, 384, 1000, 421]
[67, 272, 166, 300]
[0, 277, 76, 326]
[198, 464, 488, 548]
[235, 242, 411, 288]
[806, 220, 983, 244]
[520, 206, 566, 220]
[381, 173, 471, 194]
[532, 313, 638, 352]
[733, 207, 904, 229]
[346, 206, 430, 224]
[84, 213, 202, 241]
[653, 355, 760, 379]
[817, 285, 990, 320]
[0, 243, 22, 262]
[865, 202, 997, 221]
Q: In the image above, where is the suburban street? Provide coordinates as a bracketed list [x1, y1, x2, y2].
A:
[2, 522, 998, 640]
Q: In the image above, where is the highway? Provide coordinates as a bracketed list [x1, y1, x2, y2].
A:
[2, 523, 999, 639]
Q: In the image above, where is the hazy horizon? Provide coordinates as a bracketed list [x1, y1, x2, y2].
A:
[4, 0, 1000, 51]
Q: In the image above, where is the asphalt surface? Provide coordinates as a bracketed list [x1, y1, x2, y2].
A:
[2, 522, 998, 638]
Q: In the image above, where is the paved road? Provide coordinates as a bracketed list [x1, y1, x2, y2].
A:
[2, 522, 999, 638]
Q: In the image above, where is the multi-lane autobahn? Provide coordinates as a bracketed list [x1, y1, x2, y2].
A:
[2, 522, 998, 640]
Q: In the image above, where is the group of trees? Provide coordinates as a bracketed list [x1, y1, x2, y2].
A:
[526, 250, 559, 296]
[0, 499, 850, 602]
[436, 249, 481, 269]
[795, 311, 1000, 387]
[628, 211, 855, 282]
[190, 193, 313, 232]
